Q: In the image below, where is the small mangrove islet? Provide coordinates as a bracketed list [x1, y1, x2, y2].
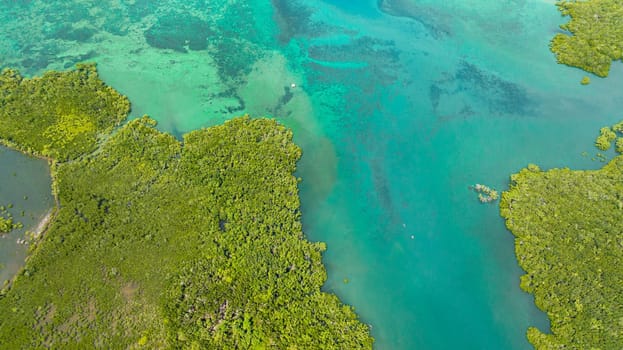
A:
[470, 183, 499, 203]
[500, 122, 623, 349]
[0, 65, 373, 348]
[0, 205, 22, 234]
[0, 216, 14, 234]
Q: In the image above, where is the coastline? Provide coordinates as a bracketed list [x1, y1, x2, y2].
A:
[0, 141, 60, 209]
[2, 206, 57, 291]
[33, 207, 56, 237]
[0, 89, 374, 346]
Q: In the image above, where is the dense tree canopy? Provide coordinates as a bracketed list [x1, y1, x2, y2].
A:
[0, 66, 373, 348]
[0, 63, 129, 160]
[0, 205, 21, 234]
[0, 215, 13, 234]
[595, 121, 623, 153]
[500, 155, 623, 349]
[550, 0, 623, 77]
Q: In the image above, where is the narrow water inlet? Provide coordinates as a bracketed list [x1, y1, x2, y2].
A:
[0, 146, 55, 285]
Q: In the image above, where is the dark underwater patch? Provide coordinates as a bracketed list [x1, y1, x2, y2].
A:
[20, 56, 51, 70]
[429, 84, 442, 110]
[18, 43, 59, 72]
[430, 60, 533, 118]
[210, 37, 261, 82]
[377, 0, 452, 39]
[144, 11, 210, 52]
[271, 0, 326, 44]
[206, 2, 267, 83]
[306, 36, 400, 91]
[43, 3, 89, 24]
[457, 61, 532, 115]
[371, 159, 401, 226]
[308, 37, 400, 65]
[52, 24, 96, 42]
[127, 0, 157, 21]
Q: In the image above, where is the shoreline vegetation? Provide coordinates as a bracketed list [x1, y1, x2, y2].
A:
[595, 120, 623, 152]
[0, 65, 373, 348]
[506, 2, 623, 347]
[500, 123, 623, 348]
[0, 204, 23, 235]
[550, 0, 623, 77]
[14, 208, 58, 246]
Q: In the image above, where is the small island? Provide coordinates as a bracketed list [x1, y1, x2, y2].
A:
[0, 215, 14, 234]
[470, 183, 499, 203]
[0, 65, 373, 348]
[0, 204, 22, 234]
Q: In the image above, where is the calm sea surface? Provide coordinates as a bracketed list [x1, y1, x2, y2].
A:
[0, 146, 54, 284]
[1, 1, 622, 348]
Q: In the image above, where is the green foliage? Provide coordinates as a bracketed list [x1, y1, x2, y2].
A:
[0, 84, 373, 348]
[0, 215, 13, 233]
[550, 0, 623, 77]
[0, 205, 22, 234]
[595, 126, 617, 150]
[612, 121, 623, 133]
[580, 76, 590, 85]
[500, 154, 623, 349]
[595, 120, 623, 154]
[163, 118, 372, 349]
[0, 63, 130, 160]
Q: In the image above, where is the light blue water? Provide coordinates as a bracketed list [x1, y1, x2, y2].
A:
[1, 0, 622, 348]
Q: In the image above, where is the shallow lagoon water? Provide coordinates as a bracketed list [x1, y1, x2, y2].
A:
[1, 0, 622, 348]
[0, 146, 54, 285]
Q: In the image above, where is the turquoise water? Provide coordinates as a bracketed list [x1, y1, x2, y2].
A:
[0, 146, 54, 285]
[1, 0, 623, 348]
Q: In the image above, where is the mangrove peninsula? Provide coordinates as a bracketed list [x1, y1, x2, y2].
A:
[501, 142, 623, 348]
[0, 64, 372, 348]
